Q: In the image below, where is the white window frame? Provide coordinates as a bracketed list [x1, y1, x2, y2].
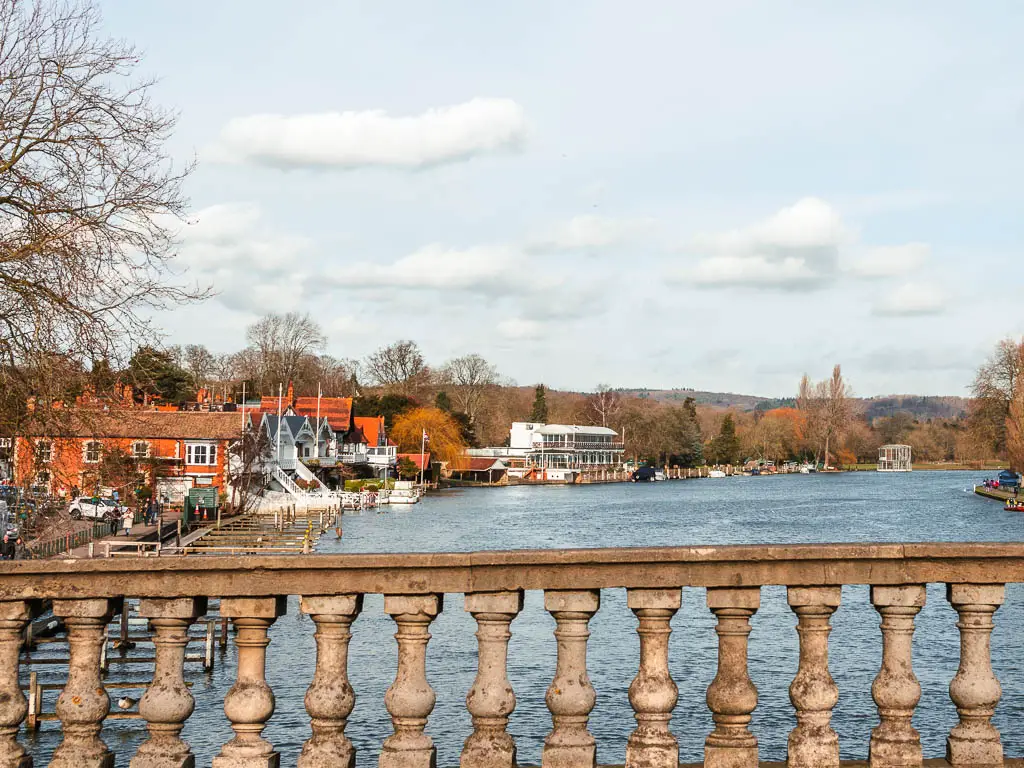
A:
[132, 440, 151, 459]
[83, 441, 101, 464]
[185, 442, 218, 466]
[36, 440, 52, 463]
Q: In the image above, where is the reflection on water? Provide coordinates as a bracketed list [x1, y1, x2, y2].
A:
[23, 471, 1024, 766]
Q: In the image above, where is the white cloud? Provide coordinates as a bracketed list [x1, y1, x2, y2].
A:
[690, 254, 823, 288]
[322, 244, 551, 295]
[874, 283, 947, 316]
[682, 198, 850, 290]
[207, 98, 528, 170]
[529, 214, 654, 251]
[497, 317, 544, 340]
[173, 203, 313, 313]
[847, 243, 930, 278]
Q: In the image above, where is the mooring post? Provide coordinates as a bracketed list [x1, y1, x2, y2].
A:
[220, 617, 228, 648]
[120, 603, 129, 647]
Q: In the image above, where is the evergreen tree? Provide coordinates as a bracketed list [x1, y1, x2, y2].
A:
[435, 391, 453, 412]
[708, 413, 741, 465]
[127, 347, 193, 404]
[663, 401, 703, 467]
[530, 384, 549, 423]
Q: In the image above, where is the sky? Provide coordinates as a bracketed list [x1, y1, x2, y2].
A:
[97, 1, 1024, 397]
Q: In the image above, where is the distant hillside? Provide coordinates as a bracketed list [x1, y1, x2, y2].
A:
[615, 388, 970, 421]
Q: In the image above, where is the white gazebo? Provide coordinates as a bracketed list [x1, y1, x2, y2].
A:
[878, 444, 912, 472]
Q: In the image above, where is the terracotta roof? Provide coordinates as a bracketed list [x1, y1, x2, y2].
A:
[259, 396, 286, 413]
[291, 397, 352, 432]
[349, 416, 387, 447]
[398, 452, 432, 470]
[26, 411, 243, 440]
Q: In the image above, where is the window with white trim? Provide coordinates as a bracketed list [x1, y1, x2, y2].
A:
[36, 440, 52, 463]
[35, 470, 50, 487]
[185, 443, 217, 466]
[83, 441, 101, 463]
[132, 441, 150, 459]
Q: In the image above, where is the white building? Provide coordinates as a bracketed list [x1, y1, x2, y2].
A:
[469, 422, 624, 481]
[878, 444, 912, 472]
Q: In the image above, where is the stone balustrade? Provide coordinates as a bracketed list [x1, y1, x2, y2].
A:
[0, 542, 1022, 767]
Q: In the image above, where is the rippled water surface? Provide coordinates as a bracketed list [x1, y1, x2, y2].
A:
[24, 471, 1024, 766]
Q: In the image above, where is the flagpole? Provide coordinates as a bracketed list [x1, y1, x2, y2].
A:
[276, 383, 282, 465]
[315, 383, 321, 458]
[240, 381, 246, 431]
[419, 429, 426, 488]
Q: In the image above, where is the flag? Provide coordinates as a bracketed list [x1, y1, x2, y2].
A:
[422, 429, 430, 444]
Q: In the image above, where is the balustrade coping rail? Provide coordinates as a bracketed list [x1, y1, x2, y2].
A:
[1, 542, 1022, 599]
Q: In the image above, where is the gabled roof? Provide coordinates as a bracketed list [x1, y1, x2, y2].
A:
[349, 416, 389, 447]
[25, 411, 242, 440]
[292, 397, 352, 433]
[261, 413, 312, 441]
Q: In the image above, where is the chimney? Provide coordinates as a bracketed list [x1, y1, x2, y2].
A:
[286, 381, 294, 405]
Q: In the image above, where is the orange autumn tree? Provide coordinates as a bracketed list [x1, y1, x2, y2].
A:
[391, 407, 466, 465]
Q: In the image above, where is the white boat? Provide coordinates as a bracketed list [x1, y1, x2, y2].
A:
[388, 480, 420, 505]
[654, 470, 666, 482]
[708, 470, 727, 478]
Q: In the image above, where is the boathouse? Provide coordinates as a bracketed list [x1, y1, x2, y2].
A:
[877, 443, 912, 472]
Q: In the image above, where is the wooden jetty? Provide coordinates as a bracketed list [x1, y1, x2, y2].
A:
[181, 507, 337, 555]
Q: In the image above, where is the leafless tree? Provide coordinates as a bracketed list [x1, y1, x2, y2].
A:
[183, 344, 215, 389]
[0, 0, 203, 433]
[797, 365, 854, 468]
[587, 384, 622, 427]
[970, 337, 1024, 469]
[227, 427, 271, 514]
[970, 338, 1024, 455]
[245, 313, 326, 393]
[440, 354, 498, 424]
[363, 340, 429, 395]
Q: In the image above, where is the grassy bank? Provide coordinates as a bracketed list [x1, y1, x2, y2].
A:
[845, 461, 1006, 472]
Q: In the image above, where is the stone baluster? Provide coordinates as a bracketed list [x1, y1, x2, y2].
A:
[380, 594, 443, 768]
[704, 587, 760, 768]
[946, 584, 1005, 768]
[787, 587, 841, 768]
[213, 597, 286, 768]
[298, 595, 363, 768]
[461, 591, 524, 768]
[131, 598, 207, 768]
[870, 585, 925, 768]
[0, 602, 31, 768]
[625, 588, 680, 768]
[50, 598, 119, 768]
[542, 589, 600, 768]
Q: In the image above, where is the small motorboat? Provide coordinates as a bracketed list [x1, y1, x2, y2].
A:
[1005, 500, 1024, 512]
[708, 470, 727, 478]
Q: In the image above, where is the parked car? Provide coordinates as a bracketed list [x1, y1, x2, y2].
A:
[68, 497, 123, 520]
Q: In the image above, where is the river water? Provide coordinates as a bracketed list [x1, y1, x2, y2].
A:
[24, 470, 1024, 766]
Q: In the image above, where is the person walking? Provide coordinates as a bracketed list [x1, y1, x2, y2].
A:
[1, 533, 11, 560]
[122, 507, 134, 537]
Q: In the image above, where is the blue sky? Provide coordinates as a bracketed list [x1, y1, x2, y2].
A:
[100, 1, 1024, 397]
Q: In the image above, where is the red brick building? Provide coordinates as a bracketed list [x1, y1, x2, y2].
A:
[14, 410, 244, 502]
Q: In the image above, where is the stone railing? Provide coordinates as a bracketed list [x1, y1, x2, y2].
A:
[0, 542, 1023, 767]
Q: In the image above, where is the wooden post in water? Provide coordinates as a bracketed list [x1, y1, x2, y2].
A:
[119, 603, 129, 647]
